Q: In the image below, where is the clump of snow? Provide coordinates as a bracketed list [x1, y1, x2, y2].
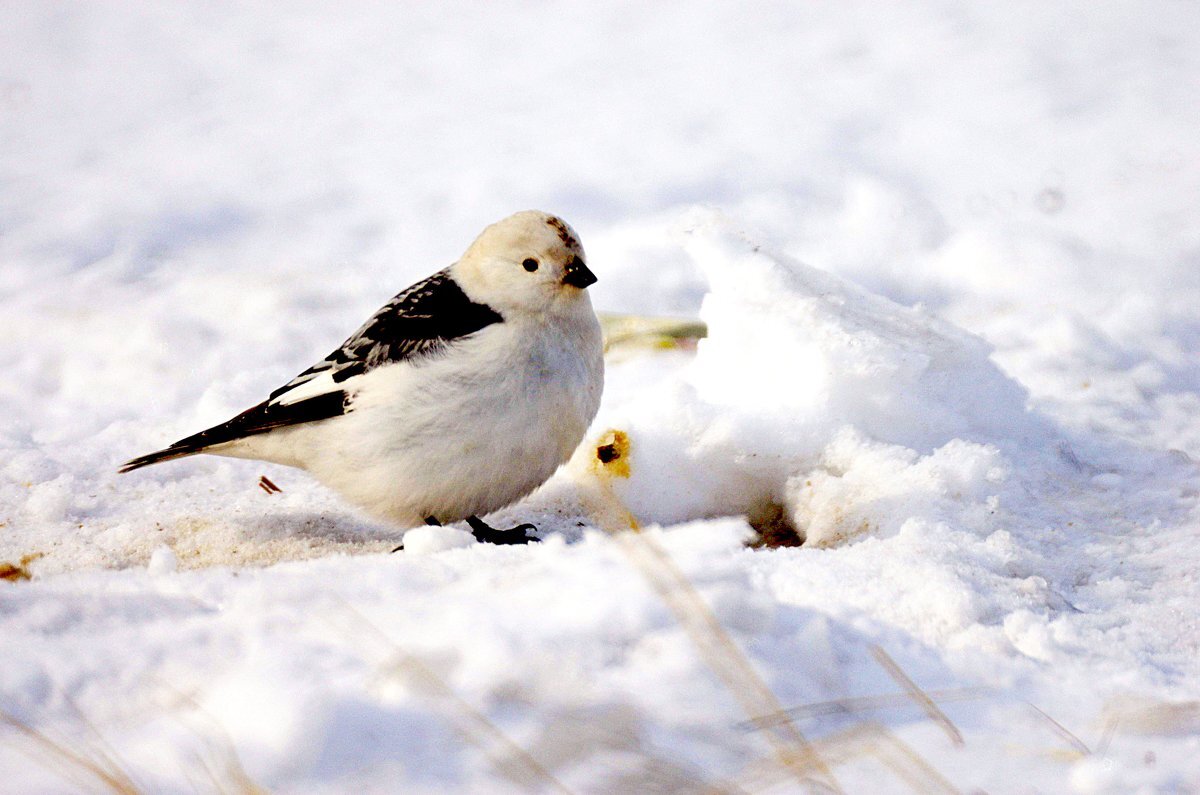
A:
[786, 431, 1007, 547]
[569, 213, 1035, 548]
[400, 525, 476, 555]
[146, 544, 178, 575]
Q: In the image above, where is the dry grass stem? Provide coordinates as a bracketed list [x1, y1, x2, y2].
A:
[328, 601, 575, 795]
[154, 681, 268, 794]
[818, 723, 960, 795]
[1025, 702, 1090, 757]
[1094, 717, 1119, 757]
[586, 429, 842, 792]
[869, 645, 964, 747]
[742, 687, 991, 731]
[385, 655, 575, 795]
[733, 723, 960, 795]
[0, 707, 143, 794]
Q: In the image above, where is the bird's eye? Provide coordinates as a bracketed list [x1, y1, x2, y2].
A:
[522, 258, 539, 272]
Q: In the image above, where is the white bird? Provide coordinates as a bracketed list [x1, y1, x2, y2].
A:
[121, 210, 604, 545]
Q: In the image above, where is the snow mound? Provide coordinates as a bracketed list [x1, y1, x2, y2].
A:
[569, 213, 1037, 546]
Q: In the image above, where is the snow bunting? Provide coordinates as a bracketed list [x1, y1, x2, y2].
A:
[121, 211, 604, 545]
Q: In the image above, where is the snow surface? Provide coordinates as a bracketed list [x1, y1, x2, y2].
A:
[3, 2, 1200, 792]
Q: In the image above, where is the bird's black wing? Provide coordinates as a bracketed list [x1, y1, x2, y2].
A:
[268, 269, 504, 401]
[120, 270, 503, 473]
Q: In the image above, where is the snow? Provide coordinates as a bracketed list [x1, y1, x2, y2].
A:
[3, 2, 1200, 792]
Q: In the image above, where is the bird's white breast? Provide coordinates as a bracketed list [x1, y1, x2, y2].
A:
[278, 304, 603, 526]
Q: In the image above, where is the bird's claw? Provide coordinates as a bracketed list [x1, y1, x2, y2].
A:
[466, 516, 540, 545]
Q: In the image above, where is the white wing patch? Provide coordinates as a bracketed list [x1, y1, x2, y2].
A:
[269, 368, 343, 407]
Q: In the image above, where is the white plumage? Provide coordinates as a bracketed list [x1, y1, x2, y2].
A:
[121, 211, 604, 543]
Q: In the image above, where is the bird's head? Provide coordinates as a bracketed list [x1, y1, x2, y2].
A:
[453, 210, 597, 316]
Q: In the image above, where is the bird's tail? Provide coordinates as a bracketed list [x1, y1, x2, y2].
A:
[118, 421, 237, 473]
[119, 392, 345, 474]
[118, 444, 203, 473]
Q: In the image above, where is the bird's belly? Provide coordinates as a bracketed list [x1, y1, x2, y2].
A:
[302, 334, 597, 526]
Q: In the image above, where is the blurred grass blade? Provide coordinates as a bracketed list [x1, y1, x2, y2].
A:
[585, 429, 842, 792]
[741, 687, 991, 731]
[819, 723, 960, 795]
[599, 312, 707, 357]
[0, 707, 142, 794]
[1025, 702, 1090, 757]
[329, 601, 575, 795]
[869, 646, 964, 747]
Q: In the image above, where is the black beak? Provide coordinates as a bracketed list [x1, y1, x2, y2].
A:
[563, 255, 597, 289]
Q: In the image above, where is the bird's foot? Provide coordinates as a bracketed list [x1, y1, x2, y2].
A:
[466, 515, 540, 545]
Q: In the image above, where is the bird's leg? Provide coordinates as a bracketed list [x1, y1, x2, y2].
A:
[465, 515, 540, 545]
[390, 516, 442, 553]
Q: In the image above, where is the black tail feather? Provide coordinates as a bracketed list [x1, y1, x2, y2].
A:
[118, 445, 202, 473]
[118, 391, 348, 474]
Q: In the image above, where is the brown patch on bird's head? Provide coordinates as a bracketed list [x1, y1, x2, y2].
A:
[546, 215, 580, 249]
